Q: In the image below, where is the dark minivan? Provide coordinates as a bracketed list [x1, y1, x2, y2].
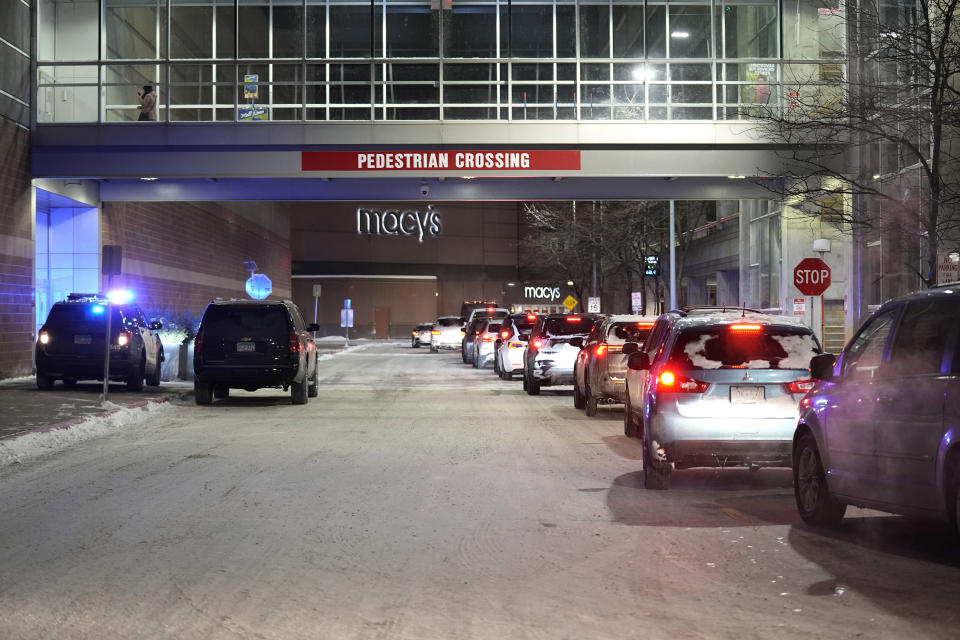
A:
[193, 299, 319, 405]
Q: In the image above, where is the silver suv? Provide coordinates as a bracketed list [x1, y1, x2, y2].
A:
[626, 312, 821, 489]
[572, 315, 656, 416]
[793, 286, 960, 534]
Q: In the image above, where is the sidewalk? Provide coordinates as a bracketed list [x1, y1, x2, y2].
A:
[0, 377, 191, 441]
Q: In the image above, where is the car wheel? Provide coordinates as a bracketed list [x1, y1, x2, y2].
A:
[493, 355, 500, 375]
[62, 377, 78, 390]
[793, 432, 846, 526]
[461, 346, 469, 364]
[194, 379, 213, 405]
[36, 373, 54, 390]
[430, 345, 438, 353]
[146, 358, 161, 387]
[308, 362, 319, 397]
[526, 377, 540, 396]
[213, 384, 230, 399]
[585, 383, 599, 417]
[573, 379, 585, 410]
[642, 435, 671, 490]
[291, 376, 308, 405]
[126, 358, 145, 391]
[624, 395, 641, 438]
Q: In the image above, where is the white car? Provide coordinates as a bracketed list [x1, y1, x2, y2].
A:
[430, 316, 463, 352]
[411, 323, 433, 348]
[473, 319, 503, 369]
[494, 313, 537, 380]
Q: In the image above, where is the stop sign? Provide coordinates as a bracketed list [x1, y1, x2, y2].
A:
[794, 258, 831, 296]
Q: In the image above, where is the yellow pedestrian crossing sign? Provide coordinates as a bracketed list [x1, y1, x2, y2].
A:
[563, 295, 578, 311]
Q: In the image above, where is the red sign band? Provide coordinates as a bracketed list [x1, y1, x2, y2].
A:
[302, 150, 581, 172]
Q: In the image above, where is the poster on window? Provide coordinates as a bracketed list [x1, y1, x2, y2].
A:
[243, 74, 259, 100]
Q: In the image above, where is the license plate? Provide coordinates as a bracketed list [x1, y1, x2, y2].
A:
[74, 335, 92, 344]
[730, 386, 765, 403]
[236, 342, 255, 352]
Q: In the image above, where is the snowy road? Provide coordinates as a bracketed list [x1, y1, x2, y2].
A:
[1, 342, 959, 639]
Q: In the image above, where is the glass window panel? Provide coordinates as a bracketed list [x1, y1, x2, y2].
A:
[272, 64, 303, 82]
[170, 64, 213, 84]
[512, 106, 555, 119]
[306, 83, 326, 103]
[305, 64, 326, 82]
[171, 6, 213, 58]
[445, 85, 500, 103]
[582, 63, 610, 81]
[645, 4, 666, 58]
[383, 3, 439, 57]
[330, 106, 372, 118]
[384, 84, 438, 104]
[511, 6, 554, 57]
[612, 5, 644, 58]
[444, 106, 501, 119]
[718, 4, 777, 58]
[613, 83, 644, 106]
[306, 4, 327, 57]
[385, 107, 439, 119]
[385, 64, 438, 81]
[581, 84, 611, 107]
[330, 4, 372, 57]
[557, 63, 575, 80]
[579, 5, 610, 58]
[170, 108, 209, 121]
[329, 85, 371, 103]
[273, 4, 305, 58]
[555, 6, 575, 57]
[445, 64, 502, 81]
[445, 4, 498, 57]
[614, 62, 662, 81]
[270, 107, 300, 119]
[647, 105, 667, 119]
[105, 1, 165, 59]
[513, 64, 554, 80]
[512, 84, 552, 104]
[238, 5, 269, 58]
[273, 84, 302, 103]
[671, 84, 711, 103]
[329, 64, 371, 81]
[669, 6, 711, 58]
[669, 63, 710, 81]
[215, 107, 235, 120]
[216, 7, 236, 58]
[216, 83, 235, 103]
[670, 106, 711, 119]
[647, 83, 667, 102]
[170, 83, 213, 104]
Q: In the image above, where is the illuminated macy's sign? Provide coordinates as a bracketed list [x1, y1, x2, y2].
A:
[356, 205, 442, 243]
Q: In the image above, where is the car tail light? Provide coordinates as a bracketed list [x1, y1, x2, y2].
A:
[527, 314, 537, 321]
[481, 335, 494, 342]
[38, 331, 50, 345]
[532, 338, 543, 349]
[194, 329, 203, 354]
[289, 332, 301, 354]
[786, 378, 817, 393]
[431, 330, 441, 335]
[637, 321, 654, 328]
[566, 316, 581, 322]
[461, 329, 466, 335]
[500, 330, 510, 339]
[487, 307, 495, 313]
[656, 370, 709, 393]
[595, 344, 622, 356]
[411, 330, 417, 336]
[508, 342, 524, 349]
[729, 324, 763, 332]
[116, 331, 131, 347]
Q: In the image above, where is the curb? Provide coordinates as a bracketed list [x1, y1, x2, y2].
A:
[0, 394, 180, 442]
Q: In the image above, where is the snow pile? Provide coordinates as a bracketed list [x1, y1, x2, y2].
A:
[0, 399, 173, 467]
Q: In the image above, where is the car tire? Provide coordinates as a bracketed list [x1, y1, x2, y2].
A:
[473, 351, 481, 369]
[430, 345, 438, 353]
[585, 383, 599, 417]
[624, 395, 641, 438]
[461, 346, 469, 364]
[126, 358, 145, 391]
[642, 435, 671, 490]
[308, 362, 319, 397]
[793, 432, 846, 526]
[291, 376, 308, 405]
[573, 380, 585, 410]
[213, 384, 230, 399]
[146, 359, 161, 387]
[526, 377, 541, 396]
[194, 379, 213, 405]
[493, 355, 500, 376]
[36, 373, 54, 390]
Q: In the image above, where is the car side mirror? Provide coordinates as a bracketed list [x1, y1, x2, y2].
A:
[809, 353, 837, 381]
[627, 352, 650, 371]
[148, 321, 163, 331]
[518, 334, 529, 342]
[621, 342, 639, 355]
[569, 337, 584, 349]
[307, 323, 320, 332]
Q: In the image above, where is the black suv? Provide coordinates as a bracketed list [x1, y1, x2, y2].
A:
[193, 299, 319, 405]
[35, 293, 164, 390]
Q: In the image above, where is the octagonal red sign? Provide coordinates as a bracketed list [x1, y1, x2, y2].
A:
[794, 258, 831, 296]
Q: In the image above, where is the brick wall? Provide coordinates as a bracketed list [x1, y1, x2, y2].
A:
[0, 117, 34, 378]
[102, 201, 292, 323]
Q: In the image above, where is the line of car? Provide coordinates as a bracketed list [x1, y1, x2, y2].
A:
[420, 286, 960, 536]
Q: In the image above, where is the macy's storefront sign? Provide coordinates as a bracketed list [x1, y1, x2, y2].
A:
[356, 206, 442, 243]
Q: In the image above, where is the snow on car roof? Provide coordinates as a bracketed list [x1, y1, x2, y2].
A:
[674, 312, 810, 331]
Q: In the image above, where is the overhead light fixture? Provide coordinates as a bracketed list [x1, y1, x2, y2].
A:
[671, 31, 690, 39]
[566, 280, 574, 286]
[507, 282, 516, 287]
[728, 175, 746, 179]
[872, 174, 881, 179]
[140, 177, 157, 181]
[462, 176, 475, 180]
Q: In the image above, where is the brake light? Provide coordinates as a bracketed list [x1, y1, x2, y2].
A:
[412, 330, 417, 336]
[481, 336, 494, 342]
[596, 344, 606, 356]
[729, 324, 763, 332]
[637, 321, 654, 328]
[527, 314, 537, 321]
[566, 316, 582, 322]
[500, 330, 510, 339]
[508, 342, 524, 349]
[786, 379, 817, 393]
[431, 330, 441, 335]
[289, 332, 301, 354]
[116, 331, 131, 347]
[38, 331, 49, 345]
[194, 329, 203, 354]
[532, 338, 543, 349]
[487, 307, 495, 313]
[656, 370, 709, 393]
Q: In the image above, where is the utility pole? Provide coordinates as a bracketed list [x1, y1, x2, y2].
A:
[669, 200, 677, 310]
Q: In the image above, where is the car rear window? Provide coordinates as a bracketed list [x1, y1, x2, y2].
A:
[202, 305, 290, 338]
[437, 318, 460, 327]
[485, 323, 501, 333]
[607, 322, 652, 345]
[514, 319, 535, 331]
[543, 317, 596, 336]
[46, 303, 123, 328]
[669, 325, 819, 370]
